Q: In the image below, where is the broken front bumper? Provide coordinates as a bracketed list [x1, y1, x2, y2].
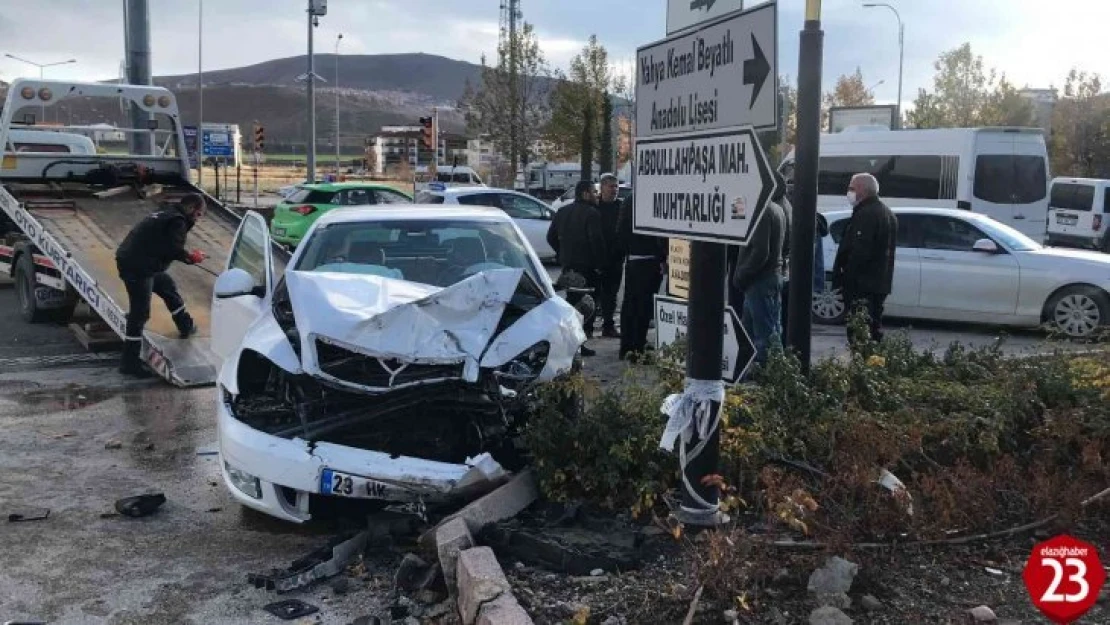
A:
[217, 396, 509, 523]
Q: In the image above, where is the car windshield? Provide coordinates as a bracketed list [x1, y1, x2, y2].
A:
[973, 217, 1042, 251]
[294, 218, 546, 291]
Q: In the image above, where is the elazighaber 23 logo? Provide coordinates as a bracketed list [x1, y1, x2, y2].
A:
[1022, 534, 1105, 624]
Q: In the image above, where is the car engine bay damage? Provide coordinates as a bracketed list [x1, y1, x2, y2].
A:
[229, 349, 533, 468]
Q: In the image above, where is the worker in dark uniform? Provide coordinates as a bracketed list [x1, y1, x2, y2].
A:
[595, 174, 623, 338]
[547, 180, 606, 356]
[115, 193, 208, 377]
[616, 193, 667, 360]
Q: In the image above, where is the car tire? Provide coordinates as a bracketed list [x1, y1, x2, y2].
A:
[812, 274, 846, 325]
[1046, 286, 1109, 339]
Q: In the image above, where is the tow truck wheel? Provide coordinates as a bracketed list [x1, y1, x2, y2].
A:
[15, 253, 50, 323]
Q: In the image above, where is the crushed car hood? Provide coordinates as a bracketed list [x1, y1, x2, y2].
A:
[219, 268, 584, 394]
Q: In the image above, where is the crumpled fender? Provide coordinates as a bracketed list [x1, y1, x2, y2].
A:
[480, 296, 586, 381]
[218, 310, 303, 395]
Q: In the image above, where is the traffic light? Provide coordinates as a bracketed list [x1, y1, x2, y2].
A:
[420, 116, 433, 150]
[253, 123, 265, 152]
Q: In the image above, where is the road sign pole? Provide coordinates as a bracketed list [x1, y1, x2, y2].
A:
[676, 241, 727, 526]
[253, 152, 259, 208]
[787, 0, 824, 374]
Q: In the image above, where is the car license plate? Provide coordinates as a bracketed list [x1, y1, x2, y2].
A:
[1056, 214, 1078, 226]
[319, 468, 391, 499]
[274, 227, 287, 236]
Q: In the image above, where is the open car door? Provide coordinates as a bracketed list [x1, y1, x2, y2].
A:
[210, 212, 275, 363]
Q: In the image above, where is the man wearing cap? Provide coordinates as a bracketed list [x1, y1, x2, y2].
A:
[115, 193, 209, 377]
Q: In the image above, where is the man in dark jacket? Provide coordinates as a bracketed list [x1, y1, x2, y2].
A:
[831, 173, 897, 343]
[595, 174, 623, 338]
[732, 196, 787, 367]
[115, 193, 208, 376]
[616, 194, 667, 360]
[547, 180, 606, 354]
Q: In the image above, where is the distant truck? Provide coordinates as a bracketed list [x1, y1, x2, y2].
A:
[0, 78, 285, 386]
[518, 161, 600, 201]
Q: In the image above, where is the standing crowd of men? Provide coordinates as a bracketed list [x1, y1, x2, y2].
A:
[547, 170, 897, 373]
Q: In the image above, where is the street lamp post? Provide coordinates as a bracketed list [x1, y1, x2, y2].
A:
[4, 54, 77, 122]
[867, 79, 885, 97]
[335, 33, 343, 173]
[863, 2, 903, 127]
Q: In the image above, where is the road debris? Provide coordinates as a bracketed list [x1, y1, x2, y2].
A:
[114, 493, 166, 518]
[262, 598, 319, 620]
[248, 530, 368, 594]
[7, 507, 50, 522]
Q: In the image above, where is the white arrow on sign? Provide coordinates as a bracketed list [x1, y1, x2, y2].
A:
[638, 1, 777, 136]
[653, 295, 755, 384]
[667, 0, 746, 35]
[633, 125, 779, 245]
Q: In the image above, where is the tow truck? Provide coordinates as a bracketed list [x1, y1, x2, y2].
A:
[0, 78, 284, 386]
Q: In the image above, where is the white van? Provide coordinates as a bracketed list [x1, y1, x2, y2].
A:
[1045, 177, 1110, 251]
[4, 128, 97, 155]
[414, 165, 484, 192]
[780, 127, 1050, 239]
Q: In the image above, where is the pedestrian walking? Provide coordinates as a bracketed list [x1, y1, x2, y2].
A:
[596, 173, 623, 338]
[547, 180, 606, 356]
[115, 193, 209, 377]
[731, 193, 788, 367]
[831, 173, 897, 344]
[616, 193, 667, 360]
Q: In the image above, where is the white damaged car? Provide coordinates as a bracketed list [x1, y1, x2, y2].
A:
[210, 205, 585, 523]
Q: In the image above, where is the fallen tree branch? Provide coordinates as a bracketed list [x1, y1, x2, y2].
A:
[681, 585, 704, 625]
[762, 484, 1110, 551]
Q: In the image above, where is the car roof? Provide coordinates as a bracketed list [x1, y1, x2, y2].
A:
[312, 204, 510, 227]
[427, 187, 529, 197]
[300, 181, 410, 193]
[823, 207, 998, 223]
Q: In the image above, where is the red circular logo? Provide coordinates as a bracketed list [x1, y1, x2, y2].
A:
[1023, 534, 1105, 624]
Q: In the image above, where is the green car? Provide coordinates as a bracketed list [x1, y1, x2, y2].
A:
[270, 182, 413, 246]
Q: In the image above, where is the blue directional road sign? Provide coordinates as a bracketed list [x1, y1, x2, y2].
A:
[202, 129, 234, 158]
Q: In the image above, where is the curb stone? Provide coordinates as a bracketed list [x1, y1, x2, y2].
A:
[456, 546, 533, 625]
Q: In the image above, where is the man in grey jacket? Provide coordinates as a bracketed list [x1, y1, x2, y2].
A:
[731, 196, 788, 367]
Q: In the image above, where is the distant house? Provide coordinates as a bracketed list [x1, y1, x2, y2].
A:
[371, 125, 468, 175]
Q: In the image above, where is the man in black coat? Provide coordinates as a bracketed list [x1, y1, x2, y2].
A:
[547, 180, 606, 355]
[616, 194, 667, 360]
[595, 174, 623, 338]
[115, 193, 208, 377]
[831, 173, 897, 343]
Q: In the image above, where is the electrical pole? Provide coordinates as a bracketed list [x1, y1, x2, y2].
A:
[306, 4, 317, 184]
[335, 33, 343, 172]
[787, 0, 825, 373]
[124, 0, 152, 156]
[197, 0, 203, 188]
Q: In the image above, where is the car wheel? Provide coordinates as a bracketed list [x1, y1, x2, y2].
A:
[812, 277, 846, 325]
[16, 253, 49, 323]
[1047, 287, 1108, 338]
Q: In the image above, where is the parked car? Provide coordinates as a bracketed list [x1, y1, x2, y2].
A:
[1045, 177, 1110, 251]
[270, 182, 413, 246]
[550, 182, 633, 212]
[813, 207, 1110, 338]
[415, 187, 557, 263]
[210, 205, 586, 523]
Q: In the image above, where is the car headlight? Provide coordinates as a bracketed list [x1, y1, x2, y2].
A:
[495, 341, 550, 389]
[224, 460, 262, 499]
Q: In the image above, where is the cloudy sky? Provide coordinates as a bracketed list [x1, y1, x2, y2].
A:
[0, 0, 1107, 106]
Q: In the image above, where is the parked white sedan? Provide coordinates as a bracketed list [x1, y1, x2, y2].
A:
[210, 205, 584, 523]
[814, 207, 1110, 338]
[416, 188, 557, 263]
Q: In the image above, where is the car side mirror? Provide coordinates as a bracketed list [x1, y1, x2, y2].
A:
[972, 238, 1000, 254]
[214, 268, 260, 299]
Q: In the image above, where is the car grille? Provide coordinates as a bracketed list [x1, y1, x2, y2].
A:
[315, 339, 465, 389]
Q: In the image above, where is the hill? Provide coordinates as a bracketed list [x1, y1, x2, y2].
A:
[156, 53, 485, 103]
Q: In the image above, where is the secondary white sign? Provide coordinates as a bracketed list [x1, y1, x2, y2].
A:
[638, 1, 777, 137]
[633, 126, 778, 244]
[667, 0, 746, 35]
[654, 295, 754, 384]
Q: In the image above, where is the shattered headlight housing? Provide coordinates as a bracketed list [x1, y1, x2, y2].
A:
[494, 341, 550, 391]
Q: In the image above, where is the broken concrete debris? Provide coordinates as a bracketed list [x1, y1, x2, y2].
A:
[966, 605, 997, 623]
[809, 606, 853, 625]
[420, 470, 539, 550]
[436, 517, 475, 591]
[395, 553, 431, 592]
[457, 547, 533, 625]
[477, 514, 644, 575]
[249, 530, 368, 594]
[807, 556, 858, 611]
